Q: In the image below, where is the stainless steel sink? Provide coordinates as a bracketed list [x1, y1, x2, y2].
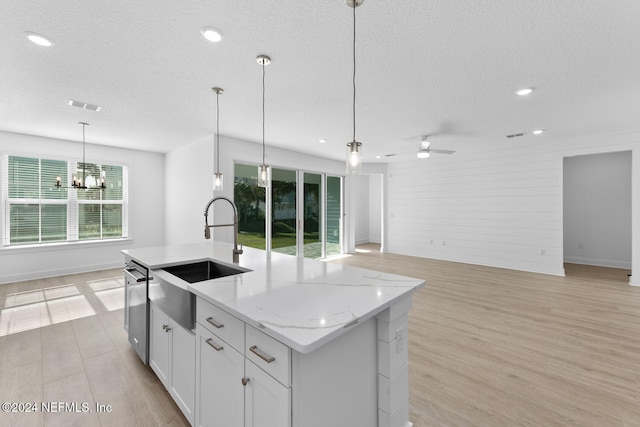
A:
[162, 260, 249, 284]
[148, 260, 249, 331]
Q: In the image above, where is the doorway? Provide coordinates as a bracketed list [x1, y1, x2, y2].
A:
[352, 174, 383, 252]
[563, 151, 632, 271]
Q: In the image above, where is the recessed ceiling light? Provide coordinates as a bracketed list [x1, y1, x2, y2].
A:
[25, 31, 54, 47]
[516, 87, 533, 96]
[375, 155, 381, 159]
[532, 129, 544, 135]
[201, 27, 222, 43]
[319, 139, 327, 144]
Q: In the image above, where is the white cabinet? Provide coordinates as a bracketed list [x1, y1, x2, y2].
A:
[150, 302, 195, 425]
[195, 298, 291, 427]
[149, 302, 170, 385]
[244, 359, 291, 427]
[195, 323, 244, 427]
[191, 295, 412, 427]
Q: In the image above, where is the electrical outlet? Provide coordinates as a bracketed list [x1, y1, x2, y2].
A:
[429, 239, 434, 244]
[396, 327, 405, 353]
[578, 243, 583, 249]
[442, 240, 446, 246]
[539, 249, 546, 255]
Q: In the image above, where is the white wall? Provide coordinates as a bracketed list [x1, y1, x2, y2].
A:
[386, 133, 640, 277]
[165, 135, 344, 247]
[0, 131, 165, 284]
[563, 151, 632, 268]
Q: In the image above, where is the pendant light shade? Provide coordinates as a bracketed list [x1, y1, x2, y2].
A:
[212, 87, 224, 191]
[257, 55, 271, 188]
[346, 141, 363, 174]
[258, 164, 270, 188]
[346, 0, 364, 174]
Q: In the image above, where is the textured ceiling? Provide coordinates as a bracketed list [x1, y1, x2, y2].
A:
[1, 0, 640, 162]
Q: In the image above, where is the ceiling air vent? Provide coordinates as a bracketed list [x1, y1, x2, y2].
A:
[506, 132, 526, 139]
[68, 99, 102, 112]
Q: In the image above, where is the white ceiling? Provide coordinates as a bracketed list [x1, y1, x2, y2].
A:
[2, 0, 640, 162]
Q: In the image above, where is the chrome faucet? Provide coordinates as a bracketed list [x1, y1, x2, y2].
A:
[204, 196, 243, 263]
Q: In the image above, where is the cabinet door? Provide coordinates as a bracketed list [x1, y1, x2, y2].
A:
[197, 328, 244, 427]
[244, 360, 291, 427]
[170, 321, 195, 425]
[149, 303, 170, 387]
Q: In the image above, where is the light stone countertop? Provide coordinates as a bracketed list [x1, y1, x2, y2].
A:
[123, 241, 425, 353]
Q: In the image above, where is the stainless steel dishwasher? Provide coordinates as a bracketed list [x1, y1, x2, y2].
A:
[124, 261, 150, 364]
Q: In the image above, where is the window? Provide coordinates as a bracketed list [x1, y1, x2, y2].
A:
[2, 155, 128, 247]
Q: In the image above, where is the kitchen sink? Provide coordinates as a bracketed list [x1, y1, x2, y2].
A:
[162, 260, 249, 284]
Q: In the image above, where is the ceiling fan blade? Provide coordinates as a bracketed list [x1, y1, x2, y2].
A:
[429, 149, 455, 154]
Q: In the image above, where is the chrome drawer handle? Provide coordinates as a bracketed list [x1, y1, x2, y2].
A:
[249, 345, 275, 363]
[205, 338, 223, 352]
[206, 317, 224, 329]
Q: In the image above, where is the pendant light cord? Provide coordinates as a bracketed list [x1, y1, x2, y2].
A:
[262, 61, 266, 166]
[216, 91, 220, 172]
[81, 122, 86, 186]
[352, 3, 357, 143]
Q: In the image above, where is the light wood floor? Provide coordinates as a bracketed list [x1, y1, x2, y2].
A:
[0, 269, 189, 427]
[1, 248, 639, 426]
[335, 243, 640, 426]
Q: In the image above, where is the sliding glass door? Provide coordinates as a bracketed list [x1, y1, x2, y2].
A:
[326, 175, 342, 256]
[271, 168, 297, 255]
[234, 162, 342, 258]
[302, 173, 322, 258]
[234, 163, 266, 249]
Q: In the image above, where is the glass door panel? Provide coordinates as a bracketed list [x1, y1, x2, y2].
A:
[234, 163, 266, 249]
[271, 168, 297, 255]
[326, 176, 342, 256]
[303, 173, 322, 258]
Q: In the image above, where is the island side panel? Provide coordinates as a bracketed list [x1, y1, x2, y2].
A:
[291, 317, 378, 427]
[376, 294, 414, 427]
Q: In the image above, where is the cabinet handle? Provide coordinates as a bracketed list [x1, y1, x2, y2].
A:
[249, 345, 275, 363]
[162, 324, 169, 331]
[205, 338, 223, 352]
[241, 377, 250, 386]
[206, 317, 224, 329]
[165, 327, 172, 332]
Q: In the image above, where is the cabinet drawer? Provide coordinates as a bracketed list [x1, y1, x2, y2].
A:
[197, 298, 245, 352]
[246, 325, 291, 386]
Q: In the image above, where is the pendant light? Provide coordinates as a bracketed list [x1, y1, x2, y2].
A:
[257, 54, 271, 188]
[55, 122, 105, 190]
[346, 0, 363, 174]
[212, 87, 224, 191]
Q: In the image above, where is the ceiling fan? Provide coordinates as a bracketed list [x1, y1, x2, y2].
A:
[385, 136, 455, 159]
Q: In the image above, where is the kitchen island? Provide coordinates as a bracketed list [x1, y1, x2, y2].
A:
[123, 242, 424, 427]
